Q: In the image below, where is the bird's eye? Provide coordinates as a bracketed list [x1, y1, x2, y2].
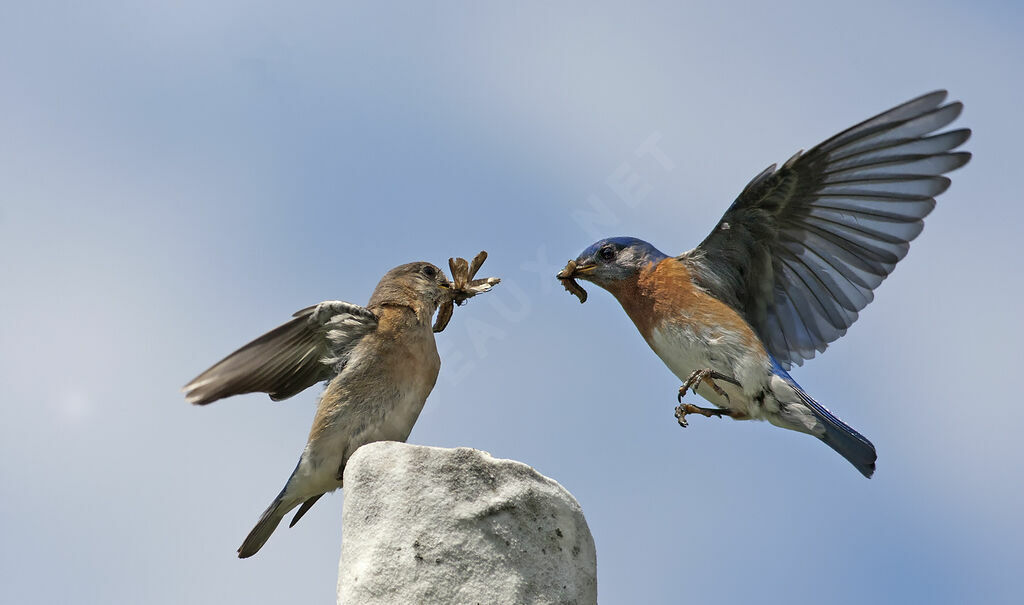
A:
[421, 265, 437, 278]
[599, 246, 616, 261]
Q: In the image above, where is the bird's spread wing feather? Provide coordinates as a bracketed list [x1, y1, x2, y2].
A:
[183, 301, 378, 405]
[680, 91, 971, 368]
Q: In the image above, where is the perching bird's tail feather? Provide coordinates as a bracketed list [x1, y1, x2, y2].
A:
[237, 496, 295, 559]
[237, 460, 329, 558]
[289, 494, 323, 528]
[794, 388, 877, 478]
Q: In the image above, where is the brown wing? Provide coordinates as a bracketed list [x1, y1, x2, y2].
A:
[183, 301, 378, 405]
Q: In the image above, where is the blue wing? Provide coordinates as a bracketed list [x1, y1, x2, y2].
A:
[681, 91, 970, 368]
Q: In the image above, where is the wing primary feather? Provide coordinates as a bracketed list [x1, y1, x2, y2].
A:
[183, 301, 377, 405]
[682, 92, 969, 366]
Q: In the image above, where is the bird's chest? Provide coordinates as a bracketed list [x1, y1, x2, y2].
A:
[314, 325, 440, 443]
[382, 332, 441, 433]
[373, 311, 442, 394]
[647, 320, 762, 410]
[648, 321, 734, 377]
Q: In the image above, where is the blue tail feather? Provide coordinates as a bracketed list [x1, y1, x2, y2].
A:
[770, 356, 877, 478]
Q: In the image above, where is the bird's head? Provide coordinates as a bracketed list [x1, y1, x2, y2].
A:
[370, 261, 452, 314]
[558, 237, 667, 291]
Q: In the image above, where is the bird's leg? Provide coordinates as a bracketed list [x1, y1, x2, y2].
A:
[675, 403, 739, 427]
[677, 368, 740, 402]
[675, 368, 742, 428]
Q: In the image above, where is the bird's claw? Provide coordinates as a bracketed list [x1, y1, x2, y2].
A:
[674, 405, 690, 428]
[677, 368, 738, 403]
[675, 368, 742, 428]
[674, 403, 733, 428]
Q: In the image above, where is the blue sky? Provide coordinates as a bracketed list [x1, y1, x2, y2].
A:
[2, 2, 1022, 603]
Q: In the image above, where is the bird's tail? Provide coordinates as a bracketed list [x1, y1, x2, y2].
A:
[793, 388, 877, 478]
[767, 357, 877, 478]
[237, 496, 295, 559]
[237, 462, 329, 558]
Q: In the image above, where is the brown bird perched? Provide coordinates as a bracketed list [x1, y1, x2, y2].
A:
[184, 255, 498, 558]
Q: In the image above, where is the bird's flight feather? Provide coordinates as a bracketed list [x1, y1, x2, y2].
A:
[182, 301, 378, 405]
[681, 90, 971, 368]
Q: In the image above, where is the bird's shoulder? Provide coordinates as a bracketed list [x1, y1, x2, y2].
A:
[317, 304, 439, 409]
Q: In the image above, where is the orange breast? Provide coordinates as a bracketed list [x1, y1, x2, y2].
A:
[607, 259, 763, 352]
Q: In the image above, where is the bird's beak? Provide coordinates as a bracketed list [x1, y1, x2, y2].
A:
[439, 279, 452, 289]
[557, 259, 591, 304]
[556, 261, 595, 280]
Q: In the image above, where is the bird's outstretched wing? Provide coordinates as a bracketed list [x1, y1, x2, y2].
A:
[183, 301, 378, 405]
[681, 91, 971, 369]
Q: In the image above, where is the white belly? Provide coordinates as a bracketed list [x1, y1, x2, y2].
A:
[648, 323, 767, 415]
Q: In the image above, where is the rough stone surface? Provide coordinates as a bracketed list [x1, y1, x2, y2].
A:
[337, 442, 597, 605]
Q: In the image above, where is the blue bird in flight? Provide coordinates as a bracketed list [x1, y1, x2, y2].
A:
[558, 91, 971, 477]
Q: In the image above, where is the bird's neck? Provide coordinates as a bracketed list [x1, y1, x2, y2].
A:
[602, 262, 663, 341]
[371, 301, 436, 331]
[608, 258, 767, 356]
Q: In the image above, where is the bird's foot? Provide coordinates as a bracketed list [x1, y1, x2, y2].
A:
[677, 368, 740, 403]
[674, 403, 736, 428]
